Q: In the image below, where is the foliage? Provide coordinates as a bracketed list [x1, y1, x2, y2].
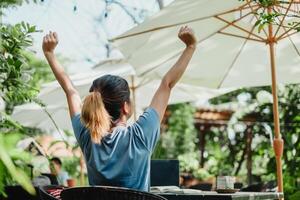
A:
[63, 157, 81, 179]
[210, 84, 300, 198]
[162, 103, 198, 157]
[152, 103, 212, 180]
[0, 0, 50, 195]
[238, 0, 300, 32]
[0, 133, 35, 196]
[0, 22, 39, 113]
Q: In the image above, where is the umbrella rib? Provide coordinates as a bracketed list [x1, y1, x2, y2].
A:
[286, 30, 300, 57]
[277, 22, 300, 40]
[217, 15, 258, 89]
[139, 4, 263, 77]
[217, 31, 265, 42]
[276, 4, 300, 15]
[274, 0, 294, 38]
[278, 30, 299, 41]
[111, 2, 254, 41]
[214, 16, 265, 41]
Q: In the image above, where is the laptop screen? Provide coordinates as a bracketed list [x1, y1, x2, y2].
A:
[150, 159, 179, 186]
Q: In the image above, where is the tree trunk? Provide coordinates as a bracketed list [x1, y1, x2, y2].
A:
[246, 128, 253, 185]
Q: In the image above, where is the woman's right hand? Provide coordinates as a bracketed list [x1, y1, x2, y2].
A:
[42, 31, 59, 54]
[178, 26, 197, 49]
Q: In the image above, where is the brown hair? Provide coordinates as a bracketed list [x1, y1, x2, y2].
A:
[81, 75, 130, 143]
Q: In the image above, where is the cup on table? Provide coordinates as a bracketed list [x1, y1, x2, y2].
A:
[216, 176, 235, 190]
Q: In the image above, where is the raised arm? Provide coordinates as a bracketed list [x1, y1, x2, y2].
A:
[150, 26, 197, 121]
[42, 31, 81, 117]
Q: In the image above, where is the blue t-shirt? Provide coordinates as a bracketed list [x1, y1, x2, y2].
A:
[71, 107, 160, 191]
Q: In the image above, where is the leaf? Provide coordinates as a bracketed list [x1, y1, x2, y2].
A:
[0, 136, 35, 195]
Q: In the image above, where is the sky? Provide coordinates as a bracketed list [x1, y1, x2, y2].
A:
[3, 0, 173, 73]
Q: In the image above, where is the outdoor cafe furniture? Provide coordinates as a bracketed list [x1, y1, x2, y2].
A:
[155, 191, 283, 200]
[39, 185, 66, 200]
[59, 186, 166, 200]
[2, 186, 40, 200]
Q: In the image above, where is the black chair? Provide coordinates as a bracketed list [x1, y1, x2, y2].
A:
[2, 186, 39, 200]
[240, 183, 264, 192]
[41, 174, 59, 185]
[61, 186, 167, 200]
[39, 185, 65, 200]
[234, 182, 243, 189]
[189, 183, 212, 191]
[151, 160, 179, 186]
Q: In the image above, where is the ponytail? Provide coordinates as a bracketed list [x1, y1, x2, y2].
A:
[81, 92, 111, 143]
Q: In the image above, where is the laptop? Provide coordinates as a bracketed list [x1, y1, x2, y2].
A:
[150, 159, 179, 186]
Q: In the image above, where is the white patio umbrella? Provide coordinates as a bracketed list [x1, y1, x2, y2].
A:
[12, 59, 231, 131]
[112, 0, 300, 195]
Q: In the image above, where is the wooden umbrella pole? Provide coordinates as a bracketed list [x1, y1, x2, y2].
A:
[130, 76, 137, 121]
[267, 6, 284, 196]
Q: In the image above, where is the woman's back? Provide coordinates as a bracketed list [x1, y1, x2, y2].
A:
[42, 27, 196, 191]
[72, 108, 160, 191]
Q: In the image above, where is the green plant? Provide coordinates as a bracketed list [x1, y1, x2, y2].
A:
[0, 0, 43, 195]
[0, 23, 39, 113]
[152, 103, 209, 179]
[238, 0, 300, 32]
[63, 157, 81, 179]
[0, 133, 35, 196]
[210, 84, 300, 197]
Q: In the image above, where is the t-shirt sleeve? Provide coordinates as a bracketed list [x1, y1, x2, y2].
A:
[71, 113, 90, 147]
[133, 107, 160, 152]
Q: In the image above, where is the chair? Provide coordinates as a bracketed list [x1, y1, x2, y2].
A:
[41, 174, 59, 185]
[3, 186, 39, 200]
[39, 185, 65, 200]
[240, 183, 264, 192]
[61, 186, 167, 200]
[234, 182, 243, 189]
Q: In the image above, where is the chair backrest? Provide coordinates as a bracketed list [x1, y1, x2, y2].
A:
[41, 174, 59, 185]
[39, 185, 65, 200]
[3, 186, 39, 200]
[240, 183, 264, 192]
[61, 186, 167, 200]
[150, 159, 179, 186]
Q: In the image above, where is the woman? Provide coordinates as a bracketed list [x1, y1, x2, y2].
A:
[42, 26, 196, 191]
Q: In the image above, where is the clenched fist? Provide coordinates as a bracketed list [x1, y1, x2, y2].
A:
[42, 31, 59, 54]
[178, 26, 197, 48]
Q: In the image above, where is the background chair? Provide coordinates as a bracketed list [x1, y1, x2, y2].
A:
[234, 182, 243, 189]
[39, 185, 65, 200]
[61, 186, 167, 200]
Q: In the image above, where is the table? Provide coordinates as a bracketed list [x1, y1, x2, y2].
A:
[154, 192, 283, 200]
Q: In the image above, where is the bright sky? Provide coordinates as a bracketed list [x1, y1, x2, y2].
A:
[3, 0, 173, 73]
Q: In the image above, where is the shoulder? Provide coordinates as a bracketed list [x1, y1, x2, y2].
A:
[71, 113, 90, 146]
[135, 107, 160, 127]
[130, 107, 160, 152]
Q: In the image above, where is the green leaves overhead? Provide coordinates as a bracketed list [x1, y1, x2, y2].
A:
[0, 23, 39, 107]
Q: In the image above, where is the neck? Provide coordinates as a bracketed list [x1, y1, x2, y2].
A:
[112, 115, 127, 128]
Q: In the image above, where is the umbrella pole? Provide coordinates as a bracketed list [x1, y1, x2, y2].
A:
[267, 7, 284, 196]
[130, 76, 137, 121]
